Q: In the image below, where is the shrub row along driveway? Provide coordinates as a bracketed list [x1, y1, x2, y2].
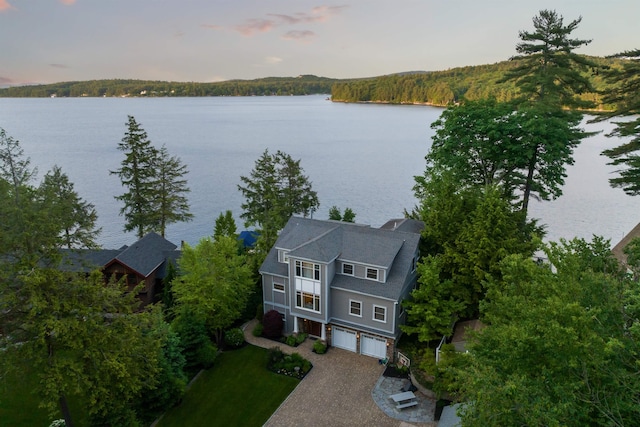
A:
[244, 320, 432, 427]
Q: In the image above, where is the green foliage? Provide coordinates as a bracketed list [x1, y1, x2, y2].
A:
[295, 332, 308, 344]
[455, 239, 640, 427]
[38, 165, 101, 249]
[213, 209, 238, 240]
[173, 235, 255, 344]
[171, 310, 217, 374]
[410, 176, 540, 321]
[284, 335, 297, 347]
[266, 348, 312, 378]
[256, 303, 264, 321]
[110, 115, 160, 238]
[154, 145, 193, 237]
[111, 116, 192, 238]
[328, 205, 356, 222]
[313, 340, 327, 354]
[503, 9, 596, 110]
[1, 269, 164, 426]
[252, 322, 264, 337]
[0, 75, 339, 98]
[134, 320, 188, 424]
[238, 149, 319, 259]
[598, 49, 640, 195]
[224, 328, 246, 348]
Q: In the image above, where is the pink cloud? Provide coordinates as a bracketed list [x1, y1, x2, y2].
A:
[0, 0, 14, 12]
[59, 0, 77, 5]
[282, 30, 316, 42]
[235, 18, 275, 36]
[235, 5, 348, 36]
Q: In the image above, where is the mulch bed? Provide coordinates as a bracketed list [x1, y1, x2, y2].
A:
[382, 365, 409, 378]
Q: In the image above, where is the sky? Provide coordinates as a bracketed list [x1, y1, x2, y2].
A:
[1, 0, 639, 86]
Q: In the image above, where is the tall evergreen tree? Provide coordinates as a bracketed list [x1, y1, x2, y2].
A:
[154, 145, 193, 237]
[111, 116, 192, 239]
[111, 115, 159, 238]
[39, 165, 101, 249]
[238, 149, 319, 254]
[502, 10, 596, 213]
[597, 49, 640, 195]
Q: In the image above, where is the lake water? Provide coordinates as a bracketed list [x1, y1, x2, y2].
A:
[0, 95, 638, 249]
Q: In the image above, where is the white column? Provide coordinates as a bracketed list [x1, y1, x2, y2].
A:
[321, 322, 326, 341]
[293, 315, 299, 333]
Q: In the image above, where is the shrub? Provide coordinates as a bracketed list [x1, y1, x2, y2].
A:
[256, 303, 264, 322]
[196, 341, 218, 369]
[313, 340, 327, 354]
[295, 333, 308, 344]
[253, 322, 264, 337]
[224, 327, 245, 348]
[285, 335, 297, 347]
[262, 310, 284, 339]
[266, 347, 312, 378]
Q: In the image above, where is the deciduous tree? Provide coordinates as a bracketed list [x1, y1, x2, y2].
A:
[173, 235, 254, 344]
[455, 239, 640, 427]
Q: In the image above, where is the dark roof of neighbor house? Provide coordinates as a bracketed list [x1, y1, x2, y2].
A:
[612, 221, 640, 268]
[111, 232, 178, 277]
[60, 232, 179, 278]
[260, 216, 423, 300]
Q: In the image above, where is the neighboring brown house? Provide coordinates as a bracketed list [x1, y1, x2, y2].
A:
[61, 232, 180, 306]
[612, 222, 640, 271]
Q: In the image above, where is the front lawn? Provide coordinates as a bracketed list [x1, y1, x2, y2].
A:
[157, 344, 300, 427]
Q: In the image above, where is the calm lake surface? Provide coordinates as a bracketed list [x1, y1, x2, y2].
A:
[0, 95, 638, 249]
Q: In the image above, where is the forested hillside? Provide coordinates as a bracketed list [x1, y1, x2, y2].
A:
[331, 56, 619, 108]
[0, 56, 622, 105]
[0, 75, 341, 98]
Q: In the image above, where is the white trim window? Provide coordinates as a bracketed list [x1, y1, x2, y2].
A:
[273, 282, 285, 292]
[294, 280, 322, 313]
[373, 305, 386, 323]
[366, 267, 379, 281]
[296, 291, 320, 312]
[295, 260, 320, 280]
[342, 263, 354, 276]
[349, 299, 362, 317]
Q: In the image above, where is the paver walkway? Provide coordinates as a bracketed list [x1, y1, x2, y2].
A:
[243, 319, 436, 427]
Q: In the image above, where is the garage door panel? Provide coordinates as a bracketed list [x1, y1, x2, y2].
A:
[332, 327, 357, 352]
[360, 335, 386, 359]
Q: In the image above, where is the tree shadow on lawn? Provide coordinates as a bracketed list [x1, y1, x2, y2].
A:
[157, 344, 299, 427]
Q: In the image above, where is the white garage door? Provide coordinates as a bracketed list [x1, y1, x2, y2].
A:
[360, 334, 387, 359]
[332, 327, 357, 352]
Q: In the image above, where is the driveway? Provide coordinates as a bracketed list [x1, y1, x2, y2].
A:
[243, 320, 434, 427]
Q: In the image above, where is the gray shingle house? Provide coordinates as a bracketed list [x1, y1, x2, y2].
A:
[260, 216, 423, 360]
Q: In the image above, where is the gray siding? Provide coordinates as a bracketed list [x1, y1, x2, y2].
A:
[330, 288, 395, 335]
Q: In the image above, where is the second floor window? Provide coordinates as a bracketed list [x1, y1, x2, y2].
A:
[366, 267, 379, 281]
[295, 260, 320, 280]
[342, 263, 354, 275]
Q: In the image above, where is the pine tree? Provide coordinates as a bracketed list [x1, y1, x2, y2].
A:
[111, 115, 159, 238]
[154, 145, 193, 237]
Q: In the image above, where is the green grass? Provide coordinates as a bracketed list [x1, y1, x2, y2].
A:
[0, 359, 96, 427]
[158, 344, 300, 427]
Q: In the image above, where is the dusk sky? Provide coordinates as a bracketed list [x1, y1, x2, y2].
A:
[1, 0, 639, 86]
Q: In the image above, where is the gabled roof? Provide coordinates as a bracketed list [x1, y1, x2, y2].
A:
[260, 216, 423, 300]
[60, 232, 179, 278]
[110, 232, 178, 277]
[612, 222, 640, 268]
